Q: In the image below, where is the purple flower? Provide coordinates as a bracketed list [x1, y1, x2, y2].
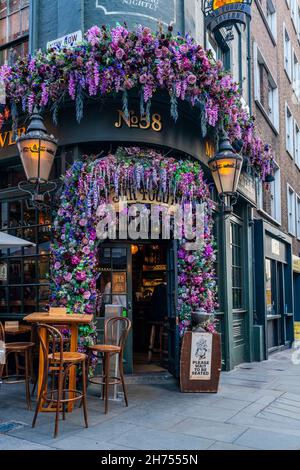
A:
[79, 219, 87, 227]
[71, 256, 80, 266]
[83, 291, 91, 300]
[76, 271, 87, 282]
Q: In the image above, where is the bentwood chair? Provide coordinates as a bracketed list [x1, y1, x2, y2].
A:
[88, 317, 131, 414]
[0, 321, 35, 409]
[32, 324, 88, 438]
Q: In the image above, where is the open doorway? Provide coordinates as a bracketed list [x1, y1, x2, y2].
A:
[132, 243, 169, 374]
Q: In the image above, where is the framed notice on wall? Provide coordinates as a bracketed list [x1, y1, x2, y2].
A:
[112, 272, 127, 295]
[189, 333, 213, 381]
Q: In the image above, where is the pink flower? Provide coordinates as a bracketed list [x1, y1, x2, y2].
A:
[83, 246, 90, 255]
[83, 291, 91, 300]
[54, 262, 61, 270]
[79, 219, 87, 227]
[187, 74, 197, 85]
[71, 256, 80, 266]
[64, 273, 72, 282]
[116, 48, 125, 60]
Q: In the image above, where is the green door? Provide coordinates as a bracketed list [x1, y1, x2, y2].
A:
[230, 218, 249, 366]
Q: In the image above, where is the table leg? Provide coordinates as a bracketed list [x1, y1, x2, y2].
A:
[68, 324, 78, 412]
[38, 326, 48, 411]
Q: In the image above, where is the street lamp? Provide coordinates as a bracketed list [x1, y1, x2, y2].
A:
[17, 107, 58, 208]
[208, 129, 243, 213]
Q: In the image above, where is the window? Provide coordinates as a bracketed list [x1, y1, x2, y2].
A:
[293, 51, 300, 101]
[291, 0, 298, 28]
[266, 0, 277, 39]
[297, 195, 300, 240]
[0, 0, 29, 66]
[0, 200, 52, 317]
[287, 185, 296, 235]
[284, 26, 292, 80]
[286, 104, 294, 156]
[257, 163, 281, 223]
[230, 221, 243, 310]
[295, 121, 300, 167]
[253, 42, 279, 130]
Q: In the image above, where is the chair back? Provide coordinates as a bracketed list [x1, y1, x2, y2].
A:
[36, 324, 64, 370]
[104, 317, 131, 354]
[0, 321, 5, 343]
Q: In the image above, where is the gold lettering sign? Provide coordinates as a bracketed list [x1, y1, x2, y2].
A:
[0, 127, 26, 149]
[115, 110, 162, 132]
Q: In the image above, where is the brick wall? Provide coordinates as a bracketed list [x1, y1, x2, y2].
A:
[252, 0, 300, 256]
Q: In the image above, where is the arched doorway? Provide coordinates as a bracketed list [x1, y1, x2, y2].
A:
[50, 147, 218, 376]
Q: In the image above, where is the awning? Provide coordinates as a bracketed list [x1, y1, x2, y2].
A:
[0, 232, 35, 249]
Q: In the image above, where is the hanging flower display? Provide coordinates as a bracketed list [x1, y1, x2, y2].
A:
[0, 25, 273, 180]
[50, 147, 218, 349]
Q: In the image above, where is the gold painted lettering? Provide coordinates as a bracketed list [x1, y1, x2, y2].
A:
[0, 131, 8, 148]
[115, 110, 131, 128]
[139, 114, 151, 130]
[152, 114, 162, 132]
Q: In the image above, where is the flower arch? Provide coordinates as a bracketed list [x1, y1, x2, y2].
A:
[0, 25, 273, 180]
[50, 147, 218, 349]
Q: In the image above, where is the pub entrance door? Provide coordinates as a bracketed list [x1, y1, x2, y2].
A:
[96, 241, 180, 376]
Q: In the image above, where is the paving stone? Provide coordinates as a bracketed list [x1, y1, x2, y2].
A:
[235, 428, 300, 450]
[169, 417, 247, 443]
[0, 434, 56, 450]
[110, 425, 214, 450]
[208, 441, 255, 450]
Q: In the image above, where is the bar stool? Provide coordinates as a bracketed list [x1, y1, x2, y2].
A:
[88, 317, 131, 414]
[0, 321, 34, 410]
[32, 324, 88, 438]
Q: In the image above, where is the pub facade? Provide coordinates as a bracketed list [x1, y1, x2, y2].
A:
[0, 0, 288, 376]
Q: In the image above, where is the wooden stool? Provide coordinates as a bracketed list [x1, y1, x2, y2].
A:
[88, 317, 131, 414]
[148, 321, 164, 363]
[32, 324, 88, 438]
[0, 322, 34, 410]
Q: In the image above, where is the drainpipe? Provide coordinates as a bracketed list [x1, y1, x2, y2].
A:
[247, 15, 253, 114]
[29, 0, 39, 54]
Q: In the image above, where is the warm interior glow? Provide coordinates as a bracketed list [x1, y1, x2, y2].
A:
[131, 245, 139, 255]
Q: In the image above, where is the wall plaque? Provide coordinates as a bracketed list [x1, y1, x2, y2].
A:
[189, 332, 213, 381]
[96, 0, 176, 26]
[112, 272, 127, 295]
[203, 0, 252, 33]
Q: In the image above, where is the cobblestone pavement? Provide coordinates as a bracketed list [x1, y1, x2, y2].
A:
[1, 349, 300, 450]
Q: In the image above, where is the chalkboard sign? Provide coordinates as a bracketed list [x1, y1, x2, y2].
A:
[96, 0, 176, 26]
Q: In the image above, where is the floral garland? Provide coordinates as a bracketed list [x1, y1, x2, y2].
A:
[50, 147, 218, 349]
[0, 25, 273, 180]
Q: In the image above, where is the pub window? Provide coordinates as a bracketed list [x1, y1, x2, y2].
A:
[230, 221, 243, 310]
[265, 258, 287, 317]
[0, 0, 29, 66]
[0, 199, 52, 317]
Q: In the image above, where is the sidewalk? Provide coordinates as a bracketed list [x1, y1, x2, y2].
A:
[1, 349, 300, 451]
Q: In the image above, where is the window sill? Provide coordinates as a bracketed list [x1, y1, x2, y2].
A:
[257, 208, 281, 227]
[0, 33, 29, 52]
[255, 100, 279, 135]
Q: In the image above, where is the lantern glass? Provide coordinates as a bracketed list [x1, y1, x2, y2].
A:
[209, 155, 243, 196]
[17, 137, 57, 183]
